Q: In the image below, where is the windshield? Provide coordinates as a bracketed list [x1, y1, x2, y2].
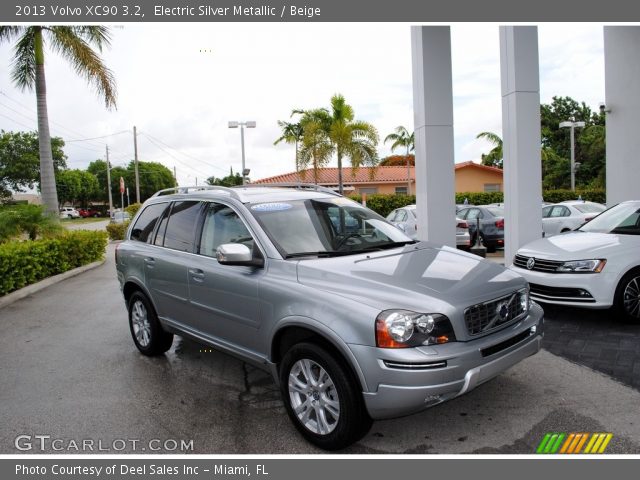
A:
[574, 203, 606, 214]
[248, 198, 414, 258]
[579, 202, 640, 235]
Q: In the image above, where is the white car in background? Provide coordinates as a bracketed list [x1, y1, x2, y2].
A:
[59, 207, 80, 219]
[511, 200, 640, 322]
[542, 201, 606, 237]
[386, 204, 470, 248]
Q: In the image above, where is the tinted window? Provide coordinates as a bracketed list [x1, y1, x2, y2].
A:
[466, 209, 481, 220]
[199, 203, 254, 257]
[542, 206, 552, 218]
[130, 203, 168, 242]
[162, 201, 201, 252]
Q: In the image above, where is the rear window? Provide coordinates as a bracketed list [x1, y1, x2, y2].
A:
[130, 203, 168, 242]
[574, 203, 606, 214]
[486, 207, 504, 217]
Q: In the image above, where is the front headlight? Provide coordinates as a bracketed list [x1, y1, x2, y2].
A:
[556, 259, 606, 273]
[375, 310, 456, 348]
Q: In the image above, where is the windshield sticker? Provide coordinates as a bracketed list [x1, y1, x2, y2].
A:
[251, 202, 292, 212]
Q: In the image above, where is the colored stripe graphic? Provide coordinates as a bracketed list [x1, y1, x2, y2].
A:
[537, 433, 613, 454]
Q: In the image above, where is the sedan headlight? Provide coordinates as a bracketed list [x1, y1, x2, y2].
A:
[375, 310, 456, 348]
[556, 259, 606, 273]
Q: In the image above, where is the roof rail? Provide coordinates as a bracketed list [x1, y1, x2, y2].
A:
[151, 185, 240, 199]
[240, 183, 342, 197]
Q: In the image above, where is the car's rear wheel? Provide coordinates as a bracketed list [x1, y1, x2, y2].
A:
[279, 342, 372, 450]
[128, 291, 174, 355]
[615, 269, 640, 323]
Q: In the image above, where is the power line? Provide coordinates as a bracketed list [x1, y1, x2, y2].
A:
[139, 131, 228, 174]
[66, 130, 130, 143]
[0, 111, 36, 131]
[140, 134, 211, 179]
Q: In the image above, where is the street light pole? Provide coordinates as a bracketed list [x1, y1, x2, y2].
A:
[559, 119, 585, 191]
[105, 145, 114, 216]
[228, 120, 256, 185]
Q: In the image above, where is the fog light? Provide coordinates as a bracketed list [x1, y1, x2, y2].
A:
[530, 325, 537, 335]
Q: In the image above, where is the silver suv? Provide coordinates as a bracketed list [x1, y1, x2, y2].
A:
[116, 185, 543, 450]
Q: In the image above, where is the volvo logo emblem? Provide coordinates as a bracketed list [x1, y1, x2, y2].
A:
[497, 303, 509, 321]
[526, 257, 535, 270]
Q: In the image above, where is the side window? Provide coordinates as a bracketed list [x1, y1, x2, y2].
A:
[396, 210, 408, 222]
[130, 203, 168, 242]
[386, 210, 398, 222]
[550, 206, 566, 218]
[199, 203, 255, 258]
[457, 209, 469, 219]
[542, 206, 552, 218]
[466, 209, 480, 220]
[161, 201, 202, 252]
[561, 206, 571, 217]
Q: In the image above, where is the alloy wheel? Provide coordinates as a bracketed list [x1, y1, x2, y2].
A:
[623, 276, 640, 318]
[131, 299, 152, 347]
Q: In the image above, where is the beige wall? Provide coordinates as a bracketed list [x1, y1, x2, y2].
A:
[455, 168, 503, 192]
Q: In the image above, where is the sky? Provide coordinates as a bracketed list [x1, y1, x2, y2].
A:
[0, 23, 605, 187]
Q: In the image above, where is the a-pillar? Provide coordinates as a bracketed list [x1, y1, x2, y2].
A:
[500, 26, 543, 264]
[604, 26, 640, 205]
[411, 26, 456, 247]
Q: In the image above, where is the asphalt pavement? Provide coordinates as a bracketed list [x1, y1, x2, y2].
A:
[1, 243, 639, 454]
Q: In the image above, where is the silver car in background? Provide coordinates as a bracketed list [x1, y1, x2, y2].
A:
[542, 201, 606, 237]
[386, 204, 471, 248]
[116, 185, 543, 450]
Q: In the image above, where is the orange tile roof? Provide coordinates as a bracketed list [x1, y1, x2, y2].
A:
[254, 162, 502, 185]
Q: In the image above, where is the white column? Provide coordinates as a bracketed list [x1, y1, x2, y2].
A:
[411, 26, 456, 247]
[604, 27, 640, 206]
[500, 26, 543, 265]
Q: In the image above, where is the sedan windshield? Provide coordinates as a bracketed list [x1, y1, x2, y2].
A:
[248, 198, 415, 257]
[579, 202, 640, 235]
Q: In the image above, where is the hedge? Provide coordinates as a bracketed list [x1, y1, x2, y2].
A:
[0, 230, 108, 296]
[106, 221, 130, 241]
[348, 188, 606, 218]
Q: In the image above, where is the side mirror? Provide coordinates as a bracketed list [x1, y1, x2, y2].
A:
[216, 243, 263, 267]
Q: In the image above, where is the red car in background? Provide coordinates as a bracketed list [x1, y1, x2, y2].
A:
[77, 208, 102, 218]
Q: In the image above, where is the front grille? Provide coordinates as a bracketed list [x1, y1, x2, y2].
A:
[464, 290, 527, 336]
[514, 254, 564, 273]
[529, 283, 595, 303]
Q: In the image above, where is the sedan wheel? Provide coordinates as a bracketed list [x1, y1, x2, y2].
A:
[615, 270, 640, 323]
[131, 300, 151, 347]
[279, 342, 372, 450]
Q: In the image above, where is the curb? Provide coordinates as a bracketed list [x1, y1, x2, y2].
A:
[0, 259, 106, 310]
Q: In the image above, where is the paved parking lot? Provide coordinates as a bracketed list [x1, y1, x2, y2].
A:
[1, 243, 639, 454]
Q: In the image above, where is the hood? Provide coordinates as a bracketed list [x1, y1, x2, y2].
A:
[296, 243, 526, 313]
[517, 231, 638, 260]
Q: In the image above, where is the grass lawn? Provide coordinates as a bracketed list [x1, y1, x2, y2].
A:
[60, 217, 106, 225]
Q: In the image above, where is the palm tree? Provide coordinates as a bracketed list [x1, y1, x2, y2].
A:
[384, 126, 415, 195]
[300, 94, 378, 194]
[0, 26, 117, 215]
[274, 119, 304, 172]
[476, 131, 503, 168]
[296, 114, 333, 184]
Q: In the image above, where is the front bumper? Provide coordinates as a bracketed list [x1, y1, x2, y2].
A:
[352, 303, 544, 420]
[509, 265, 616, 308]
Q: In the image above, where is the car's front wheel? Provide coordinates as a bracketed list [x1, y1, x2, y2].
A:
[279, 342, 372, 450]
[615, 268, 640, 323]
[128, 291, 174, 355]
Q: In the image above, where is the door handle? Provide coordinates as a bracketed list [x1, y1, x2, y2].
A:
[189, 268, 205, 281]
[144, 257, 155, 267]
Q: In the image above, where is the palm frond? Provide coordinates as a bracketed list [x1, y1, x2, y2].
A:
[0, 26, 25, 43]
[476, 131, 503, 147]
[9, 28, 36, 90]
[48, 26, 117, 109]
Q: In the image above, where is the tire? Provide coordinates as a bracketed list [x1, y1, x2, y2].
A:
[128, 291, 174, 355]
[279, 342, 372, 450]
[614, 268, 640, 323]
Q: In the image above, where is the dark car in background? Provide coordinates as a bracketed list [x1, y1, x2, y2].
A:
[457, 205, 505, 252]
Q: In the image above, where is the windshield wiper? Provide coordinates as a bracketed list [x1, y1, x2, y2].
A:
[375, 240, 417, 250]
[284, 251, 354, 259]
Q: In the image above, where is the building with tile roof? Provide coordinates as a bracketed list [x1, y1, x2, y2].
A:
[253, 161, 503, 194]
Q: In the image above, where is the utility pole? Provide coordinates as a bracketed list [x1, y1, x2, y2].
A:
[173, 166, 178, 187]
[133, 125, 140, 203]
[106, 145, 114, 216]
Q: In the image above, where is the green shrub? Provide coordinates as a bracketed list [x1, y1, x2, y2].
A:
[455, 192, 504, 205]
[0, 230, 108, 296]
[542, 189, 606, 204]
[106, 220, 130, 241]
[0, 204, 63, 242]
[348, 194, 416, 218]
[125, 202, 142, 218]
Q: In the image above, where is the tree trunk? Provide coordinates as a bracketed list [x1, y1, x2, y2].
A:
[34, 28, 60, 216]
[337, 150, 343, 195]
[406, 146, 412, 195]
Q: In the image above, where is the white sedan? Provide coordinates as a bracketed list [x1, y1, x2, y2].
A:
[386, 205, 470, 248]
[510, 200, 640, 322]
[542, 201, 606, 237]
